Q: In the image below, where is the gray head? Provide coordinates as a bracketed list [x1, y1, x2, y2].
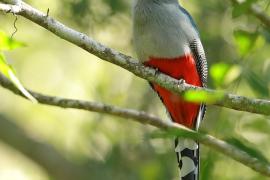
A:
[132, 0, 199, 61]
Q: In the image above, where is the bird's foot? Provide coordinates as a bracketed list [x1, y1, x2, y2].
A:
[178, 79, 185, 85]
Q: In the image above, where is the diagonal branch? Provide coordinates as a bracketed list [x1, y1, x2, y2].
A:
[0, 72, 169, 129]
[1, 72, 270, 177]
[250, 4, 270, 28]
[230, 0, 270, 28]
[0, 1, 270, 116]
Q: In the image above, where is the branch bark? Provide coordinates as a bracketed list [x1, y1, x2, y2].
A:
[0, 1, 270, 116]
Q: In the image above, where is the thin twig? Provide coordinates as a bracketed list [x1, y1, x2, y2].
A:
[46, 8, 49, 17]
[250, 4, 270, 28]
[11, 14, 17, 39]
[230, 0, 270, 28]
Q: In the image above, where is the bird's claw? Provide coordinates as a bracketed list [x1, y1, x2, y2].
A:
[178, 79, 185, 85]
[154, 68, 159, 75]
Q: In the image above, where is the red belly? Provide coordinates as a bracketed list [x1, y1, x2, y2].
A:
[144, 54, 202, 128]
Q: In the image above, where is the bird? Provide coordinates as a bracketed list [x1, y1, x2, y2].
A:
[132, 0, 208, 179]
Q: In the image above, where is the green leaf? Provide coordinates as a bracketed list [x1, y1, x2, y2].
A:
[210, 63, 242, 87]
[183, 90, 225, 104]
[234, 30, 258, 56]
[150, 129, 198, 140]
[224, 65, 242, 85]
[232, 0, 258, 18]
[0, 53, 37, 103]
[225, 137, 269, 164]
[0, 31, 26, 51]
[0, 53, 10, 76]
[210, 63, 230, 87]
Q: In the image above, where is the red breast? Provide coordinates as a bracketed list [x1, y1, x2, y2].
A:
[144, 54, 202, 128]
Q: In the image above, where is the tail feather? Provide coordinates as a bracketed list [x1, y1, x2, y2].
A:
[175, 138, 199, 180]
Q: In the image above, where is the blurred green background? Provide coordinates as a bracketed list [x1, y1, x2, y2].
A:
[1, 0, 270, 179]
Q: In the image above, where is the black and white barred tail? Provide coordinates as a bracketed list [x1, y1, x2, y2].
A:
[175, 138, 199, 180]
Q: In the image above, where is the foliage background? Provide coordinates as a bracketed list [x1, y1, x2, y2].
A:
[1, 0, 270, 179]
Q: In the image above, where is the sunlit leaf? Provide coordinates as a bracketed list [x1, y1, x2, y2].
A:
[210, 63, 242, 87]
[0, 31, 26, 50]
[224, 65, 242, 85]
[0, 53, 10, 75]
[183, 90, 225, 104]
[234, 30, 258, 56]
[225, 137, 269, 164]
[0, 53, 37, 103]
[210, 63, 230, 87]
[150, 129, 198, 140]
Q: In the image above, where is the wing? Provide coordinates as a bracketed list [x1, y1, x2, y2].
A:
[189, 39, 208, 88]
[189, 39, 208, 129]
[178, 5, 208, 86]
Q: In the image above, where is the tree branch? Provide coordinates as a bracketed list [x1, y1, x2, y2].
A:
[0, 72, 170, 129]
[1, 72, 270, 176]
[0, 1, 270, 116]
[250, 4, 270, 28]
[230, 0, 270, 28]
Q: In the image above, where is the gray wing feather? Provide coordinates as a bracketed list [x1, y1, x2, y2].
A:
[189, 39, 208, 87]
[189, 39, 208, 128]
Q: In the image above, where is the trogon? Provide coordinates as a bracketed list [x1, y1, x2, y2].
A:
[132, 0, 208, 179]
